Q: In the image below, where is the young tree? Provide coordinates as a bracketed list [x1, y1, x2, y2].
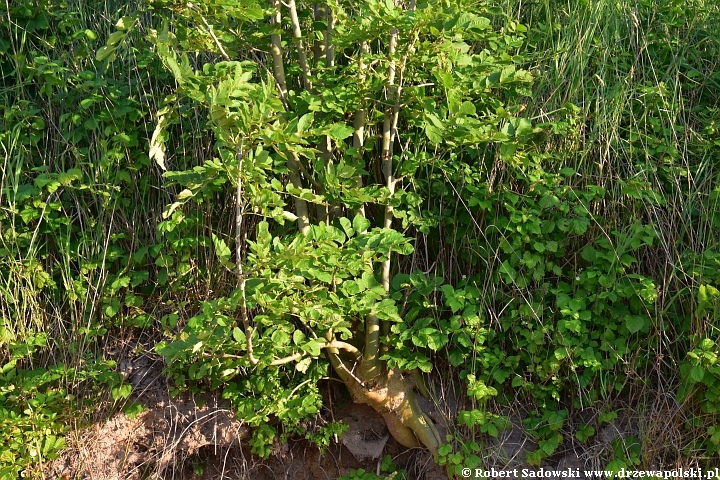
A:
[134, 0, 532, 455]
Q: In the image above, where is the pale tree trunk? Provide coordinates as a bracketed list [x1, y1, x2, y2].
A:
[263, 0, 440, 454]
[269, 0, 310, 234]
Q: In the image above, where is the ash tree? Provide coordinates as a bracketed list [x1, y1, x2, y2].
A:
[110, 0, 534, 455]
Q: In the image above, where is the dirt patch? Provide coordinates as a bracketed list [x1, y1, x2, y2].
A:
[44, 346, 444, 479]
[45, 393, 444, 480]
[339, 403, 390, 461]
[45, 392, 248, 480]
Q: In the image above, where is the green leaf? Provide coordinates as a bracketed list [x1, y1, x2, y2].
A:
[95, 45, 117, 62]
[123, 402, 145, 419]
[342, 280, 361, 295]
[271, 330, 290, 346]
[484, 422, 499, 438]
[605, 460, 627, 474]
[690, 365, 705, 383]
[570, 218, 589, 234]
[295, 357, 312, 373]
[131, 270, 149, 287]
[303, 340, 322, 357]
[625, 315, 646, 334]
[701, 338, 715, 351]
[498, 260, 517, 283]
[233, 327, 246, 344]
[515, 118, 533, 136]
[698, 284, 720, 316]
[699, 284, 716, 303]
[323, 123, 354, 140]
[352, 214, 370, 234]
[426, 331, 448, 351]
[212, 233, 236, 271]
[539, 437, 559, 456]
[448, 349, 464, 367]
[297, 113, 314, 132]
[116, 16, 135, 30]
[458, 410, 484, 427]
[107, 31, 125, 46]
[457, 13, 491, 30]
[105, 298, 121, 318]
[425, 113, 443, 129]
[457, 101, 476, 116]
[109, 275, 130, 291]
[149, 113, 171, 170]
[424, 124, 443, 143]
[256, 221, 271, 245]
[599, 411, 617, 423]
[111, 383, 132, 401]
[339, 217, 354, 238]
[576, 424, 595, 443]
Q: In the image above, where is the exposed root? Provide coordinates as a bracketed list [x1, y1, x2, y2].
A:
[341, 367, 441, 455]
[382, 412, 420, 449]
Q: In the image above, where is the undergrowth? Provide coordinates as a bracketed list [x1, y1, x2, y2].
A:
[1, 0, 719, 477]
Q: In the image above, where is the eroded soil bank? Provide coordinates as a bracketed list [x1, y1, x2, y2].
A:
[43, 347, 691, 479]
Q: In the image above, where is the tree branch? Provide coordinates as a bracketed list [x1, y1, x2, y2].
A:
[380, 25, 399, 293]
[353, 41, 370, 219]
[235, 143, 259, 365]
[364, 0, 419, 379]
[187, 2, 232, 62]
[267, 3, 311, 234]
[287, 151, 311, 234]
[270, 341, 361, 366]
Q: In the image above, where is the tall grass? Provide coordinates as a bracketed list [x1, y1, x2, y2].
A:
[485, 0, 720, 465]
[0, 0, 182, 475]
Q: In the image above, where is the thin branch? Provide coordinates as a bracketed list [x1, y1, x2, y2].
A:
[363, 0, 418, 380]
[380, 24, 399, 292]
[353, 41, 370, 219]
[326, 8, 335, 66]
[311, 5, 334, 224]
[381, 0, 417, 291]
[270, 341, 361, 366]
[380, 7, 419, 345]
[313, 4, 327, 67]
[360, 23, 400, 382]
[235, 142, 258, 365]
[187, 2, 232, 62]
[214, 340, 360, 366]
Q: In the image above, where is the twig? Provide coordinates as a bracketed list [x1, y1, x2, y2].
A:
[235, 142, 258, 365]
[187, 2, 231, 62]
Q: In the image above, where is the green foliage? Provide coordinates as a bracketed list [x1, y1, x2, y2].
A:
[679, 331, 720, 454]
[144, 0, 538, 456]
[1, 0, 178, 474]
[0, 340, 121, 477]
[339, 455, 406, 480]
[436, 435, 481, 477]
[0, 350, 69, 477]
[2, 0, 720, 474]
